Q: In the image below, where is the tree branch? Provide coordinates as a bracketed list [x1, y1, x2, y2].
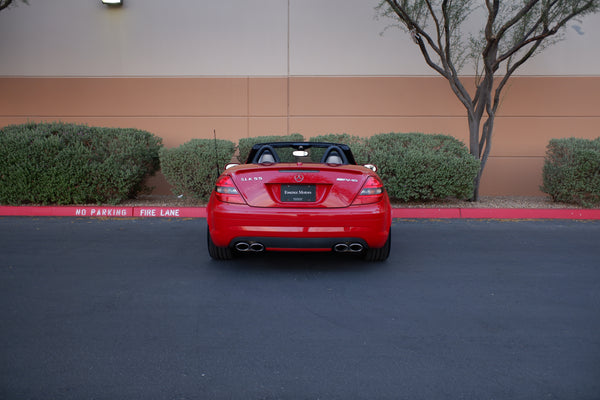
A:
[497, 41, 543, 107]
[0, 0, 14, 11]
[385, 0, 475, 110]
[496, 0, 541, 39]
[0, 0, 27, 11]
[425, 0, 443, 48]
[496, 0, 597, 68]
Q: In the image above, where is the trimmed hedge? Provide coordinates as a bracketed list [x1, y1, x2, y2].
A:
[309, 133, 370, 165]
[159, 139, 236, 201]
[0, 122, 162, 205]
[367, 132, 480, 202]
[233, 132, 479, 202]
[541, 137, 600, 207]
[237, 133, 304, 164]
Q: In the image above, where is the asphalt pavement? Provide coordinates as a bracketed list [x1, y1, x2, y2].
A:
[1, 217, 599, 400]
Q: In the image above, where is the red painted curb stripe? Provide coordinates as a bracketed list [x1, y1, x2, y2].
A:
[133, 207, 207, 218]
[1, 206, 599, 220]
[0, 206, 207, 218]
[461, 208, 600, 220]
[392, 208, 461, 219]
[0, 206, 133, 217]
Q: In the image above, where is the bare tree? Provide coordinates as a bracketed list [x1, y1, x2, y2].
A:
[377, 0, 599, 200]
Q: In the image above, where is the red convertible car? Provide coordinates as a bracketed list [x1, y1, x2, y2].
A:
[206, 142, 392, 261]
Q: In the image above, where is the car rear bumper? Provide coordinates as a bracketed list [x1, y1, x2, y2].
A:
[231, 236, 368, 252]
[207, 198, 391, 250]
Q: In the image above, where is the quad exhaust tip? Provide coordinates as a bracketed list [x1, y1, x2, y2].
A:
[334, 242, 364, 253]
[235, 242, 265, 252]
[235, 241, 361, 253]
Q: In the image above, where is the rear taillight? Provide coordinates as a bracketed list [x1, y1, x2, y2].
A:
[215, 176, 246, 204]
[352, 176, 385, 205]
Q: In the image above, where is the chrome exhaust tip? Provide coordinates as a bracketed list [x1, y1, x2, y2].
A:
[249, 243, 265, 252]
[334, 243, 349, 252]
[235, 242, 250, 252]
[349, 243, 364, 252]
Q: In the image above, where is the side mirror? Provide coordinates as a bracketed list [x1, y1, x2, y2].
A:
[364, 164, 377, 172]
[225, 163, 239, 170]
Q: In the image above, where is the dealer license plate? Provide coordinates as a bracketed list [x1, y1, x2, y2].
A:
[281, 184, 316, 202]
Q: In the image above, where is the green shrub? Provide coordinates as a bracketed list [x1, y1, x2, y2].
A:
[160, 139, 236, 201]
[237, 133, 304, 163]
[0, 122, 162, 205]
[367, 132, 480, 202]
[309, 133, 370, 164]
[541, 137, 600, 207]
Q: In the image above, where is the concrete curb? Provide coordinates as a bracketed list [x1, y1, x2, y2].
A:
[1, 205, 600, 220]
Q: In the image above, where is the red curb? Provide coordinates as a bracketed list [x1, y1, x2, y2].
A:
[0, 206, 207, 218]
[392, 208, 461, 219]
[1, 206, 599, 220]
[0, 206, 133, 217]
[132, 207, 207, 218]
[460, 208, 600, 220]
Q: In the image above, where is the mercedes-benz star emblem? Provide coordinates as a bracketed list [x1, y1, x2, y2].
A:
[294, 174, 304, 183]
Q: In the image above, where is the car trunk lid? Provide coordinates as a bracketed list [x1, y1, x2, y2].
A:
[229, 164, 370, 208]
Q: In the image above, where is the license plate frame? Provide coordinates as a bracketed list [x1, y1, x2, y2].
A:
[281, 184, 316, 202]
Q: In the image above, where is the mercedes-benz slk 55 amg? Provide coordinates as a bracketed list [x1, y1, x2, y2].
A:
[206, 142, 392, 261]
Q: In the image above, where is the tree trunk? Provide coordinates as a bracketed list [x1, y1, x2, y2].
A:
[468, 111, 482, 202]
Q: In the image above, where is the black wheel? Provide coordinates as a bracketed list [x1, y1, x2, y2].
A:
[364, 229, 391, 262]
[207, 226, 233, 260]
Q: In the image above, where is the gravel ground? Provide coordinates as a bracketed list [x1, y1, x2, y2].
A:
[120, 195, 582, 209]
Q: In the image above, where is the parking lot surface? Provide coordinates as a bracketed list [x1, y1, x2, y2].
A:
[1, 217, 599, 400]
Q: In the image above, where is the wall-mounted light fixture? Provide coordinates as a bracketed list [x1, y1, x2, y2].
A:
[101, 0, 123, 5]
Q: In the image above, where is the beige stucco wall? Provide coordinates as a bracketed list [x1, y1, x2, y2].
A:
[1, 1, 599, 196]
[2, 76, 599, 196]
[2, 0, 600, 76]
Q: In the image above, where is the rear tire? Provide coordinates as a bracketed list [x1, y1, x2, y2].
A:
[364, 229, 391, 262]
[207, 226, 233, 260]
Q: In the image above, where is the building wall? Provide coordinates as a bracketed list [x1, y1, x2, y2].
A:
[1, 0, 599, 196]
